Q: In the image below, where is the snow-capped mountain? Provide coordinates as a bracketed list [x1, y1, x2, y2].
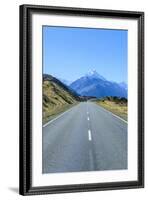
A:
[70, 70, 127, 98]
[85, 69, 106, 81]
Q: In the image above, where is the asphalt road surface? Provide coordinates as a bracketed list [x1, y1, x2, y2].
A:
[43, 102, 127, 174]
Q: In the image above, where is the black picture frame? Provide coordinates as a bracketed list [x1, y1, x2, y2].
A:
[19, 4, 144, 196]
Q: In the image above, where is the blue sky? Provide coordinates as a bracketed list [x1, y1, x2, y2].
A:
[43, 26, 127, 83]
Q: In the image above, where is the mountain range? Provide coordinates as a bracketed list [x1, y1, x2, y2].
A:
[43, 71, 127, 122]
[67, 70, 127, 98]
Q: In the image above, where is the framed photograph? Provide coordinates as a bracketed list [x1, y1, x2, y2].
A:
[19, 4, 144, 195]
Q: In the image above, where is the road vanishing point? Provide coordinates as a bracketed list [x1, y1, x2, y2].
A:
[43, 102, 127, 174]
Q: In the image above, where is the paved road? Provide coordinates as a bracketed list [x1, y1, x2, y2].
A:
[43, 102, 127, 174]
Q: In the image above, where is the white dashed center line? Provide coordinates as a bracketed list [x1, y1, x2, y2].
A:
[88, 130, 92, 141]
[87, 108, 92, 141]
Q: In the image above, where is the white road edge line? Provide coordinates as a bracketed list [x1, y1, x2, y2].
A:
[43, 105, 76, 128]
[98, 104, 127, 124]
[111, 112, 127, 124]
[88, 130, 92, 141]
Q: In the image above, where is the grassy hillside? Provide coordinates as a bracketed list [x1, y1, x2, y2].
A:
[95, 96, 127, 121]
[43, 74, 80, 124]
